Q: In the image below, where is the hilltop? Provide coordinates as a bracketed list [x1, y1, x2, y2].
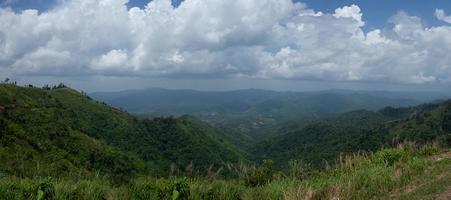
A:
[0, 84, 245, 180]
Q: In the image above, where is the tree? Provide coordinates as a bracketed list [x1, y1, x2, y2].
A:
[57, 83, 66, 89]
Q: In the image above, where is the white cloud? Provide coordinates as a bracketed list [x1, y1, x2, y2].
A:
[333, 4, 364, 26]
[0, 0, 451, 84]
[435, 9, 451, 24]
[91, 49, 128, 70]
[364, 29, 389, 45]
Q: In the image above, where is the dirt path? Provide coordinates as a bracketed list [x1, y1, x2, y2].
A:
[389, 150, 451, 200]
[433, 151, 451, 200]
[430, 151, 451, 161]
[435, 186, 451, 200]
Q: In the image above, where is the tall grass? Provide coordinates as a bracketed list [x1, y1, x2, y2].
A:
[0, 144, 445, 200]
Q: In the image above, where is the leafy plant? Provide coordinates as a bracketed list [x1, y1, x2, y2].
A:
[372, 148, 409, 166]
[36, 177, 55, 200]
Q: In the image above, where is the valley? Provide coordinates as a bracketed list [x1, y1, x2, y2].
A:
[0, 83, 450, 199]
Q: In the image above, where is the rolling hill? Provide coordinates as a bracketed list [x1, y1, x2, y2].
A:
[1, 83, 450, 199]
[0, 84, 245, 180]
[91, 88, 436, 146]
[91, 88, 427, 118]
[253, 100, 451, 168]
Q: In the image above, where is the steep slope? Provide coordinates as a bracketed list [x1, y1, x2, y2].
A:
[0, 84, 244, 179]
[0, 84, 143, 181]
[253, 101, 451, 168]
[373, 100, 451, 146]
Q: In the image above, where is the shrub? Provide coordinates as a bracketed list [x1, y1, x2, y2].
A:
[372, 148, 409, 166]
[54, 179, 109, 200]
[37, 177, 55, 200]
[0, 178, 39, 200]
[192, 180, 244, 200]
[130, 177, 190, 200]
[286, 160, 308, 180]
[244, 160, 275, 187]
[417, 145, 440, 156]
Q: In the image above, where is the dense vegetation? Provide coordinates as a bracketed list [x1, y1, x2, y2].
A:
[1, 83, 450, 199]
[1, 143, 449, 199]
[0, 84, 244, 181]
[92, 88, 434, 144]
[253, 101, 451, 169]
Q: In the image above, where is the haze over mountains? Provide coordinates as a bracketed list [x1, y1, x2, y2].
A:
[2, 0, 451, 198]
[91, 88, 449, 143]
[1, 83, 451, 199]
[92, 88, 449, 116]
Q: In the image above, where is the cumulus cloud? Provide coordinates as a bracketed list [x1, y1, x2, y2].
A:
[333, 4, 364, 26]
[0, 0, 451, 84]
[91, 49, 129, 70]
[435, 9, 451, 24]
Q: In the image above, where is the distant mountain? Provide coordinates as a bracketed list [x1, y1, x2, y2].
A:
[321, 89, 450, 102]
[252, 100, 451, 168]
[91, 88, 430, 117]
[0, 84, 244, 180]
[91, 88, 434, 144]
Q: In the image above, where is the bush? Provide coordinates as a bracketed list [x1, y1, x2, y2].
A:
[0, 178, 39, 200]
[372, 148, 409, 166]
[286, 160, 308, 180]
[417, 145, 440, 156]
[244, 160, 275, 187]
[192, 180, 244, 200]
[54, 179, 109, 200]
[130, 177, 190, 200]
[37, 177, 55, 200]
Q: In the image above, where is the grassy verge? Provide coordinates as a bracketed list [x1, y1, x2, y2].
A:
[0, 145, 449, 200]
[394, 152, 451, 200]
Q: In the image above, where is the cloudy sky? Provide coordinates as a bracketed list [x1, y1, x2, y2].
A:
[1, 0, 451, 92]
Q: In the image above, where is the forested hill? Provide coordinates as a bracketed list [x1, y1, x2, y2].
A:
[253, 101, 451, 168]
[91, 88, 446, 146]
[91, 88, 427, 118]
[0, 84, 244, 180]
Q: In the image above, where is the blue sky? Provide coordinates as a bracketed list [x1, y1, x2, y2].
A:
[1, 0, 451, 92]
[301, 0, 451, 29]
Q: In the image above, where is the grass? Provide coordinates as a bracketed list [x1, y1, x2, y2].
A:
[0, 144, 449, 200]
[394, 153, 451, 200]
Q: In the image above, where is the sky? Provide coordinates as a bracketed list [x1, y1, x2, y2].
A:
[1, 0, 451, 92]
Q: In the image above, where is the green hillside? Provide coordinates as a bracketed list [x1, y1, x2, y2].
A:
[91, 88, 425, 144]
[1, 83, 450, 199]
[0, 84, 245, 180]
[1, 144, 449, 200]
[253, 101, 451, 169]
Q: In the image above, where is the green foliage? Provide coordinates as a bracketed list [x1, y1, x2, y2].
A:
[0, 178, 39, 200]
[190, 180, 245, 200]
[244, 159, 275, 187]
[286, 160, 309, 180]
[253, 100, 451, 169]
[92, 88, 423, 145]
[253, 111, 388, 169]
[1, 83, 450, 199]
[417, 145, 440, 156]
[372, 148, 410, 166]
[54, 179, 111, 200]
[0, 146, 448, 199]
[37, 177, 55, 200]
[129, 177, 190, 200]
[0, 84, 245, 181]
